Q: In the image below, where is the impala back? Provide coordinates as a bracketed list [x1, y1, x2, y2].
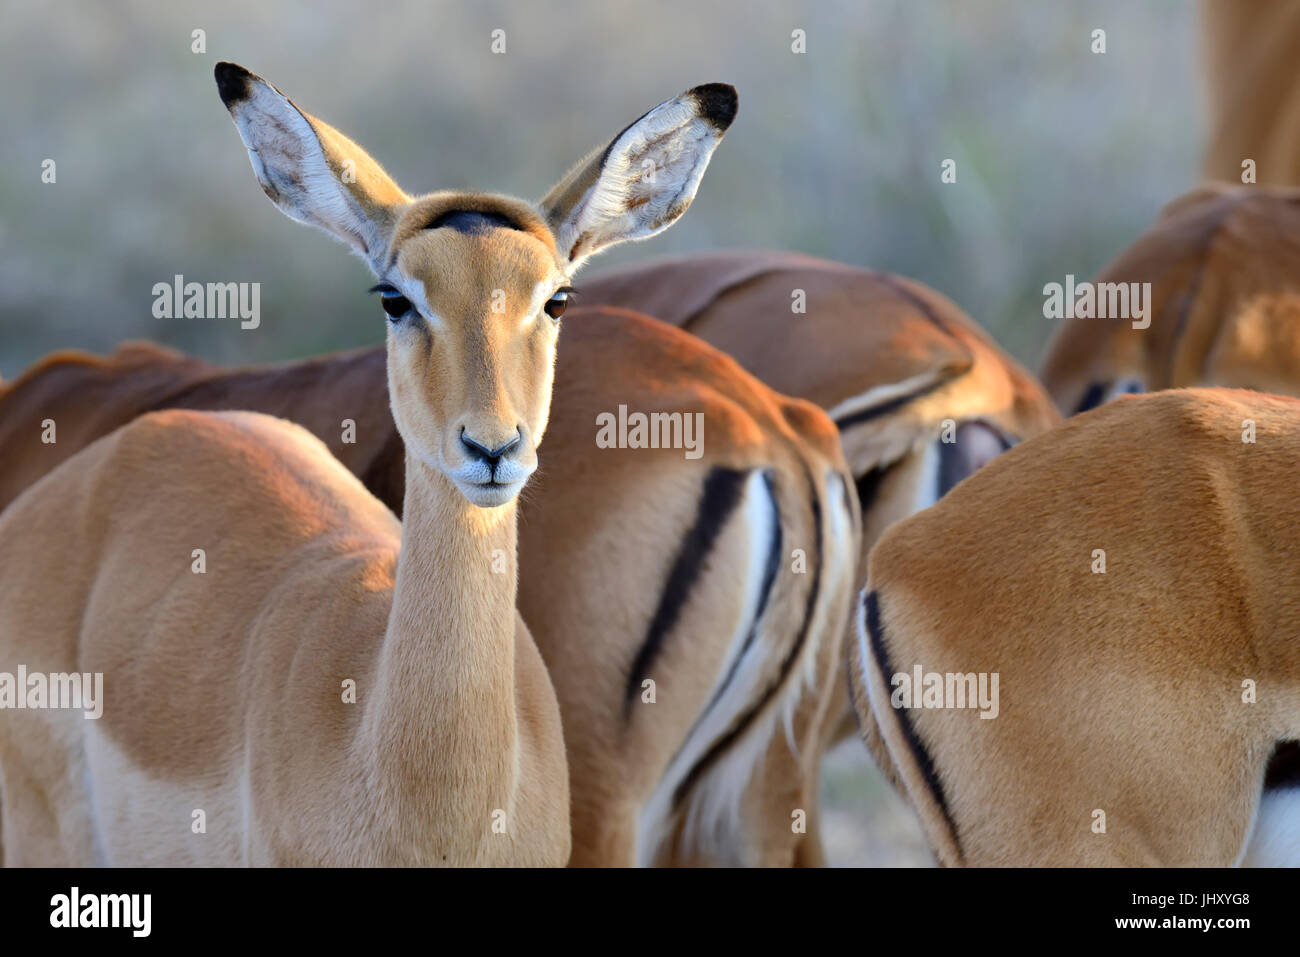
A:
[1041, 184, 1300, 416]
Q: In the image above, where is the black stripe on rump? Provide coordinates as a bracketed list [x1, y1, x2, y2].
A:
[670, 464, 824, 810]
[862, 589, 962, 858]
[623, 466, 750, 716]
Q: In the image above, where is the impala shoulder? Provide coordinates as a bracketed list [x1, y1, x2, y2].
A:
[116, 407, 279, 437]
[108, 408, 314, 466]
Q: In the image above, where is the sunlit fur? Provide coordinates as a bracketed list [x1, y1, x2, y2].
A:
[851, 389, 1300, 866]
[0, 324, 859, 867]
[581, 250, 1062, 813]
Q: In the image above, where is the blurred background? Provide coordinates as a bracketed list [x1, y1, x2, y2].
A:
[0, 0, 1205, 864]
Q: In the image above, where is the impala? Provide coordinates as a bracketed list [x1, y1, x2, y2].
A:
[0, 65, 859, 866]
[0, 250, 1056, 867]
[1040, 183, 1300, 415]
[584, 250, 1060, 554]
[0, 252, 1057, 864]
[851, 388, 1300, 866]
[584, 250, 1061, 808]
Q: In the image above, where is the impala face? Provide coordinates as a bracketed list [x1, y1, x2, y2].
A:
[379, 198, 570, 507]
[216, 60, 736, 508]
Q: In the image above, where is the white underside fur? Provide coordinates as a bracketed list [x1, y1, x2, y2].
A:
[1241, 788, 1300, 867]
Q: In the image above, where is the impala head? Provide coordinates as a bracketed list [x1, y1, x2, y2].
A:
[215, 61, 736, 507]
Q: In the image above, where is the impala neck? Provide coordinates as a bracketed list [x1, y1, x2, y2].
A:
[388, 452, 518, 641]
[366, 451, 520, 821]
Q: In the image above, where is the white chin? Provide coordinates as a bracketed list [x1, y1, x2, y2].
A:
[458, 481, 523, 508]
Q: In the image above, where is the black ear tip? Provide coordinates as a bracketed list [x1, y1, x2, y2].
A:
[214, 61, 254, 107]
[690, 83, 738, 131]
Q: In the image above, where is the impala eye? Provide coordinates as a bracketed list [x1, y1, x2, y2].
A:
[369, 283, 414, 322]
[545, 288, 574, 320]
[380, 294, 413, 320]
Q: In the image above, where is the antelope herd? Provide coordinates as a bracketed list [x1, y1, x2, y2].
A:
[0, 61, 1297, 867]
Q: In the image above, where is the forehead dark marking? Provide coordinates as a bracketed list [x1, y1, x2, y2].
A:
[425, 209, 521, 235]
[386, 193, 561, 271]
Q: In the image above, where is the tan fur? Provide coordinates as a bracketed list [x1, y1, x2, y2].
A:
[0, 317, 854, 867]
[851, 389, 1300, 865]
[1202, 0, 1300, 187]
[0, 66, 855, 867]
[583, 251, 1061, 780]
[1041, 184, 1300, 414]
[0, 410, 569, 865]
[585, 249, 1058, 537]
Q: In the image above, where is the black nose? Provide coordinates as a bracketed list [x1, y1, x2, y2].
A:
[460, 429, 521, 467]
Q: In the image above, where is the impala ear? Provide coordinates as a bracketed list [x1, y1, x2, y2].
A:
[214, 62, 410, 273]
[539, 84, 737, 269]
